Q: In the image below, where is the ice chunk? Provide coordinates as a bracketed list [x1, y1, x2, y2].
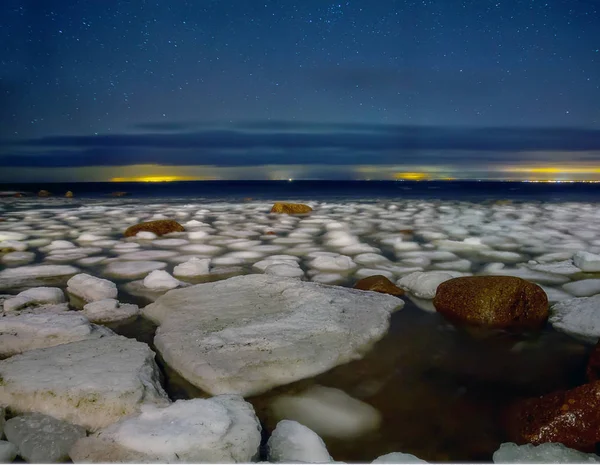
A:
[1, 251, 35, 265]
[528, 260, 582, 276]
[143, 270, 181, 290]
[0, 312, 113, 357]
[563, 279, 600, 297]
[267, 420, 332, 463]
[0, 441, 17, 463]
[0, 231, 27, 241]
[573, 251, 600, 272]
[118, 250, 178, 261]
[310, 255, 357, 272]
[173, 257, 211, 278]
[397, 271, 465, 299]
[373, 452, 428, 463]
[3, 287, 65, 313]
[270, 385, 381, 439]
[0, 240, 27, 252]
[70, 396, 261, 463]
[0, 265, 79, 292]
[354, 253, 389, 265]
[104, 261, 167, 279]
[550, 294, 600, 343]
[0, 336, 169, 431]
[82, 299, 140, 324]
[478, 250, 524, 263]
[143, 275, 403, 396]
[135, 231, 157, 239]
[67, 273, 118, 303]
[4, 413, 86, 463]
[264, 263, 304, 278]
[493, 442, 600, 463]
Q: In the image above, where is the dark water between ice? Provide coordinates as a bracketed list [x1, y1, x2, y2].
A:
[108, 298, 588, 463]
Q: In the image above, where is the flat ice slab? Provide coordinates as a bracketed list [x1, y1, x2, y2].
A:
[0, 335, 169, 431]
[0, 265, 79, 292]
[550, 294, 600, 343]
[0, 311, 113, 357]
[143, 274, 403, 396]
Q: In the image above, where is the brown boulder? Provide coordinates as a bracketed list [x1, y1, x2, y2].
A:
[111, 191, 129, 197]
[65, 191, 74, 198]
[587, 342, 600, 381]
[270, 202, 313, 214]
[354, 275, 405, 297]
[38, 190, 51, 197]
[433, 276, 548, 329]
[124, 219, 185, 238]
[506, 381, 600, 452]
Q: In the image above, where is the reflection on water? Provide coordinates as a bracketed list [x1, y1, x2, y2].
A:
[111, 298, 588, 462]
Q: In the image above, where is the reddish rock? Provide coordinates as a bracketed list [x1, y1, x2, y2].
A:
[265, 231, 277, 236]
[506, 381, 600, 452]
[433, 276, 548, 329]
[354, 275, 405, 297]
[124, 220, 185, 237]
[270, 202, 313, 215]
[587, 342, 600, 382]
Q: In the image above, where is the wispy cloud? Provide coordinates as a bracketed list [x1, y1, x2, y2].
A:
[1, 122, 599, 169]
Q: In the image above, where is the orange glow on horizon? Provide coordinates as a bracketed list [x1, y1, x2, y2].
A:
[393, 172, 431, 181]
[110, 175, 216, 182]
[504, 167, 600, 174]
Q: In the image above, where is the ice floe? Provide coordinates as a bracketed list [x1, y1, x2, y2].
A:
[0, 336, 169, 431]
[67, 273, 118, 304]
[550, 295, 600, 343]
[103, 261, 167, 279]
[81, 299, 140, 324]
[143, 274, 403, 396]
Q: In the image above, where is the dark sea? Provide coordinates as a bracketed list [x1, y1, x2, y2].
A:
[2, 180, 600, 202]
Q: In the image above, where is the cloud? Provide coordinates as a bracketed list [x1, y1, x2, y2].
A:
[0, 122, 599, 168]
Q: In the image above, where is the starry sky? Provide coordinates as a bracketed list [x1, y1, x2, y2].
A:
[1, 0, 599, 182]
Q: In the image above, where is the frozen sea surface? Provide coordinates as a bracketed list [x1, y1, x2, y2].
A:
[1, 191, 599, 462]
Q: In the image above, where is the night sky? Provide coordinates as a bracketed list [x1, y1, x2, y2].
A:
[1, 0, 599, 182]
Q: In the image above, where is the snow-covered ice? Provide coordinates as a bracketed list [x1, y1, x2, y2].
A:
[493, 442, 600, 463]
[267, 420, 332, 463]
[0, 335, 169, 431]
[70, 396, 261, 463]
[82, 299, 140, 324]
[67, 273, 118, 304]
[143, 274, 403, 396]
